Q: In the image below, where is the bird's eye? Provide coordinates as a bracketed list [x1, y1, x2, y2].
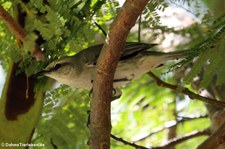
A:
[54, 63, 62, 70]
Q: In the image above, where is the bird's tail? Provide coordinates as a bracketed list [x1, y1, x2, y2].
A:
[164, 50, 190, 59]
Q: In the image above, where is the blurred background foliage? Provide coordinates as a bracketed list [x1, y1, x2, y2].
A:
[0, 0, 225, 148]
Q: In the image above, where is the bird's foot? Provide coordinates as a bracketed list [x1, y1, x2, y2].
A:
[112, 88, 122, 101]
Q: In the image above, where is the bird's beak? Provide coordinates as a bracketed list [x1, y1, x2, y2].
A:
[33, 69, 51, 78]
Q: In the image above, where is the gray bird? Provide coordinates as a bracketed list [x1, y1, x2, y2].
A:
[38, 42, 187, 90]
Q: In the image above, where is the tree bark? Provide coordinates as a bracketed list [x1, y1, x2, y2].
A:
[0, 5, 44, 60]
[197, 120, 225, 149]
[89, 0, 149, 148]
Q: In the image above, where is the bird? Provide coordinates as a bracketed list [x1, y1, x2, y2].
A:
[37, 42, 187, 90]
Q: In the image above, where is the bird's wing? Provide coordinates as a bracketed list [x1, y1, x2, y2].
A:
[79, 44, 103, 66]
[120, 42, 158, 60]
[80, 42, 157, 66]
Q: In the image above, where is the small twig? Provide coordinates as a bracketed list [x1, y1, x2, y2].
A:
[135, 115, 208, 142]
[154, 128, 210, 149]
[148, 72, 225, 108]
[111, 134, 148, 149]
[0, 5, 44, 60]
[138, 15, 142, 42]
[31, 134, 42, 143]
[50, 138, 58, 149]
[111, 128, 210, 149]
[94, 21, 107, 36]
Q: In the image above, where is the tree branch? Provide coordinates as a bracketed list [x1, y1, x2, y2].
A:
[156, 128, 210, 149]
[90, 0, 149, 148]
[0, 5, 44, 60]
[0, 5, 26, 43]
[148, 72, 225, 108]
[111, 134, 148, 149]
[94, 21, 107, 36]
[111, 128, 210, 149]
[135, 115, 208, 142]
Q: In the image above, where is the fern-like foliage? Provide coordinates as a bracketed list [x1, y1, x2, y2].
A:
[183, 13, 225, 87]
[33, 86, 90, 149]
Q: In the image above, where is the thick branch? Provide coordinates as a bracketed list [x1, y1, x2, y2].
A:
[90, 0, 149, 148]
[0, 5, 44, 60]
[148, 72, 225, 108]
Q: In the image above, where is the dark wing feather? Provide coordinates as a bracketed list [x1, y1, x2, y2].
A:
[79, 42, 157, 65]
[120, 42, 158, 60]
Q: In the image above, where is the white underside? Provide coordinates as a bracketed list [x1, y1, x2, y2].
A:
[47, 55, 170, 89]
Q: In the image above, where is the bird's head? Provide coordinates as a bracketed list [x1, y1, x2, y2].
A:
[37, 56, 77, 82]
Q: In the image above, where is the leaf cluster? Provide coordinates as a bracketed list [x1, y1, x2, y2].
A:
[33, 86, 90, 149]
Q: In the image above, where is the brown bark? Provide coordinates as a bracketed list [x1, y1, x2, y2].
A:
[0, 5, 44, 60]
[197, 121, 225, 149]
[148, 72, 225, 108]
[89, 0, 149, 148]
